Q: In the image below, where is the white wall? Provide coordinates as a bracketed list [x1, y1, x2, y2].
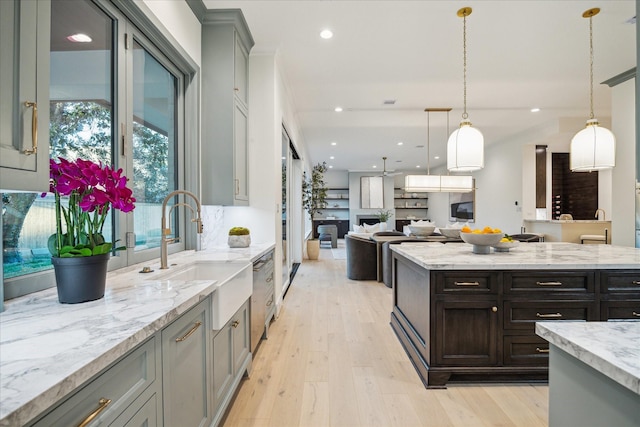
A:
[611, 77, 636, 246]
[140, 0, 201, 65]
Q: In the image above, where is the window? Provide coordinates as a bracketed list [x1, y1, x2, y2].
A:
[2, 0, 196, 299]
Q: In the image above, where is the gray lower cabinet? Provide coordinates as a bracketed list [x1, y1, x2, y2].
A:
[162, 297, 212, 427]
[30, 337, 161, 427]
[28, 295, 254, 427]
[212, 299, 251, 427]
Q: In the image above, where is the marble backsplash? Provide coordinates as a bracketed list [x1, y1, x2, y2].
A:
[201, 205, 226, 248]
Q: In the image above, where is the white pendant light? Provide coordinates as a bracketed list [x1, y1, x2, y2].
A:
[448, 7, 484, 173]
[570, 8, 616, 172]
[405, 108, 474, 193]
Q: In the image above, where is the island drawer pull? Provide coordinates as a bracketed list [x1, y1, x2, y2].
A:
[535, 347, 550, 354]
[633, 311, 640, 318]
[454, 281, 480, 286]
[536, 312, 562, 318]
[77, 398, 112, 427]
[175, 321, 202, 342]
[633, 281, 640, 285]
[232, 320, 240, 328]
[536, 281, 562, 286]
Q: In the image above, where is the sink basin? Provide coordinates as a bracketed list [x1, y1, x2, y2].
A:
[155, 260, 252, 329]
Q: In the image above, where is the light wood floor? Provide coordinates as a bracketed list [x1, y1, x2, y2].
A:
[223, 242, 549, 427]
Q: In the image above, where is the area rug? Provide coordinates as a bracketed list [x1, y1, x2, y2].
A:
[331, 248, 346, 259]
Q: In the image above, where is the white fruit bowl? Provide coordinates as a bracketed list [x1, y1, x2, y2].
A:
[492, 240, 520, 252]
[460, 232, 504, 254]
[408, 225, 436, 237]
[439, 228, 461, 239]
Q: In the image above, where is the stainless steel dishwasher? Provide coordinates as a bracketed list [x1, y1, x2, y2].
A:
[251, 251, 274, 353]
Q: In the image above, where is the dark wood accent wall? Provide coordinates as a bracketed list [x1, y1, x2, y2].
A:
[551, 153, 598, 220]
[535, 145, 547, 208]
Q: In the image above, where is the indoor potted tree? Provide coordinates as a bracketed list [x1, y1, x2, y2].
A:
[44, 157, 136, 303]
[302, 162, 328, 260]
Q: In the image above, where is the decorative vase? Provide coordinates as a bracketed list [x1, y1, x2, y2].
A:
[307, 239, 320, 260]
[51, 253, 110, 304]
[228, 234, 251, 248]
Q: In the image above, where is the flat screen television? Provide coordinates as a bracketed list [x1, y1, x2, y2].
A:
[450, 201, 474, 221]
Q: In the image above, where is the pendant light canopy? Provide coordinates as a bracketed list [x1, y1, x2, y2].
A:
[448, 7, 484, 173]
[570, 7, 615, 172]
[405, 108, 474, 193]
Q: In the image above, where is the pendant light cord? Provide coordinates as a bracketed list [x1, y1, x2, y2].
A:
[462, 11, 468, 120]
[426, 111, 431, 174]
[589, 14, 594, 120]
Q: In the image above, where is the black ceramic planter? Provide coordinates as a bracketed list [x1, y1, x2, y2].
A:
[51, 253, 110, 303]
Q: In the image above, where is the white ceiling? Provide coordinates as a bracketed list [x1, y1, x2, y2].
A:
[204, 1, 636, 173]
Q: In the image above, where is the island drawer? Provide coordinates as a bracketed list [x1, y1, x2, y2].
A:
[433, 271, 499, 294]
[504, 271, 594, 294]
[504, 300, 597, 330]
[600, 300, 640, 320]
[599, 270, 640, 293]
[31, 337, 158, 427]
[503, 335, 550, 366]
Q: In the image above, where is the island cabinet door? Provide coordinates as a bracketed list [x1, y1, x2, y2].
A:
[433, 300, 499, 366]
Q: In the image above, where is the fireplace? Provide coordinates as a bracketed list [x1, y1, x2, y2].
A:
[357, 215, 380, 226]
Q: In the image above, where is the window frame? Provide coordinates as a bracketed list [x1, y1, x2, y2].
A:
[2, 0, 200, 300]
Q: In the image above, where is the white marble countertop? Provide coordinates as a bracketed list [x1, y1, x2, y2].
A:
[391, 242, 640, 270]
[0, 243, 275, 427]
[523, 219, 611, 224]
[536, 321, 640, 395]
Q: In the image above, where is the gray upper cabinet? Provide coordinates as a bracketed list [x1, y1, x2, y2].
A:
[201, 10, 254, 206]
[0, 0, 50, 192]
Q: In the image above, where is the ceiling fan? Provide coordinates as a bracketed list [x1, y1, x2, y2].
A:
[381, 157, 402, 176]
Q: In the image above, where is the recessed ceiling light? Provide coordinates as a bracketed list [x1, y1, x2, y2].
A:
[331, 142, 337, 146]
[334, 106, 343, 112]
[383, 100, 396, 105]
[395, 160, 402, 163]
[531, 108, 540, 113]
[328, 165, 333, 168]
[434, 156, 440, 160]
[397, 142, 403, 146]
[67, 33, 92, 43]
[416, 145, 424, 148]
[416, 165, 421, 168]
[281, 156, 286, 160]
[320, 29, 333, 39]
[330, 156, 335, 159]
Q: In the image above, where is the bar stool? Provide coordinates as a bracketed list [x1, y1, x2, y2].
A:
[317, 224, 338, 248]
[580, 229, 608, 244]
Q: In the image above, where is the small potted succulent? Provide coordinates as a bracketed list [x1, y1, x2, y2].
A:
[228, 226, 251, 248]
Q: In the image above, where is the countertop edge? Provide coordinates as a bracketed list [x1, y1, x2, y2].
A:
[535, 322, 640, 395]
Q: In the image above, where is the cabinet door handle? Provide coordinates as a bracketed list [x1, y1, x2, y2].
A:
[235, 179, 240, 195]
[535, 347, 550, 354]
[536, 281, 562, 286]
[454, 281, 480, 287]
[175, 321, 202, 342]
[632, 311, 640, 317]
[232, 320, 240, 328]
[77, 398, 112, 427]
[266, 276, 273, 283]
[23, 101, 38, 155]
[633, 281, 640, 285]
[491, 306, 498, 312]
[536, 312, 562, 318]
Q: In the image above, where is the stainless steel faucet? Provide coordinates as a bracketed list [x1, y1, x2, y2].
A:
[594, 208, 606, 221]
[160, 190, 203, 269]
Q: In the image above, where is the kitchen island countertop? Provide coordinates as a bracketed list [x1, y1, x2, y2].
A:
[391, 242, 640, 270]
